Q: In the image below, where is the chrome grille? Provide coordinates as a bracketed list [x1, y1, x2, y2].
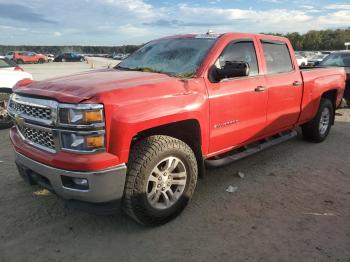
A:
[9, 99, 52, 120]
[18, 125, 56, 151]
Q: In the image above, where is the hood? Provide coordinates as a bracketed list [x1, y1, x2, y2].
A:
[14, 69, 175, 103]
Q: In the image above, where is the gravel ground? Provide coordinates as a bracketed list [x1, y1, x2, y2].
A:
[0, 62, 349, 262]
[21, 57, 120, 81]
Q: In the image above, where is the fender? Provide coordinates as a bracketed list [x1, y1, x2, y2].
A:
[105, 91, 210, 164]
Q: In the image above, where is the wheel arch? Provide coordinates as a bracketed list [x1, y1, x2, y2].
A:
[131, 119, 205, 177]
[321, 89, 338, 125]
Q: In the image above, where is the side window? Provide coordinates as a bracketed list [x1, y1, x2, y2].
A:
[262, 41, 293, 74]
[218, 41, 259, 76]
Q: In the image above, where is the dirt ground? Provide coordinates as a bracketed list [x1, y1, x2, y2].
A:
[0, 62, 349, 262]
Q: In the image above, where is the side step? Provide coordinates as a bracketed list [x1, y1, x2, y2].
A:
[205, 130, 298, 168]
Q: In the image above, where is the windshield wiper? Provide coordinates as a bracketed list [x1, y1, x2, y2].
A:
[133, 67, 163, 73]
[174, 72, 196, 78]
[116, 65, 193, 78]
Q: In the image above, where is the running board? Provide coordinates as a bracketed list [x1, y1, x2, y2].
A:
[205, 130, 298, 168]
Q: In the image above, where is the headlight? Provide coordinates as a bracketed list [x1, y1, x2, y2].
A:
[59, 104, 104, 126]
[61, 132, 105, 152]
[58, 104, 105, 153]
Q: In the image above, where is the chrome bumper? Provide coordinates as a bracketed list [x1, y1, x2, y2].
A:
[15, 151, 127, 203]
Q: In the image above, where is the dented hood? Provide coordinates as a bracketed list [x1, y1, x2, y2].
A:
[14, 69, 173, 103]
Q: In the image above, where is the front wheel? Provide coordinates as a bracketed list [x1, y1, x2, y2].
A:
[123, 135, 198, 226]
[302, 98, 334, 143]
[0, 88, 13, 129]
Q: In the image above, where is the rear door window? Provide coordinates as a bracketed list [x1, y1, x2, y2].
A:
[261, 41, 293, 74]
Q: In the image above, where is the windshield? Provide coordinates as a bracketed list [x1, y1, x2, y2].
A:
[117, 37, 217, 77]
[320, 53, 350, 67]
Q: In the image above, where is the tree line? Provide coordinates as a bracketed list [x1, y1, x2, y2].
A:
[266, 28, 350, 51]
[1, 28, 349, 55]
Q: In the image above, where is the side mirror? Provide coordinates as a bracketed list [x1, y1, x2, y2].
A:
[209, 61, 250, 82]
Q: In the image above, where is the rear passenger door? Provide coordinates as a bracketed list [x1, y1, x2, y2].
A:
[259, 39, 303, 135]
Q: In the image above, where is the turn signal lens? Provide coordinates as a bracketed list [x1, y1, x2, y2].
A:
[83, 110, 103, 123]
[85, 135, 104, 148]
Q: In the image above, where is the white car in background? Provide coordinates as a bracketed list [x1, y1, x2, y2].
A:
[0, 56, 33, 128]
[296, 55, 308, 66]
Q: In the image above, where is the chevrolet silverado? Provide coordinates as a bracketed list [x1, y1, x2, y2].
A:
[8, 32, 346, 225]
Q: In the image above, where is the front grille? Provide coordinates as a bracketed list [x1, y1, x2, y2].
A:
[18, 125, 56, 151]
[9, 99, 52, 120]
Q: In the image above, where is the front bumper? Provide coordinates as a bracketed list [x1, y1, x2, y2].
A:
[15, 150, 127, 204]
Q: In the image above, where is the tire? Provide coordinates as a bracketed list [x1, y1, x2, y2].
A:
[302, 98, 334, 143]
[0, 88, 13, 129]
[62, 58, 66, 62]
[80, 57, 84, 62]
[123, 135, 198, 226]
[16, 59, 24, 64]
[38, 59, 44, 64]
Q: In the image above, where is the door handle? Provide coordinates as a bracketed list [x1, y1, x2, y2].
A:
[293, 81, 302, 86]
[255, 86, 266, 92]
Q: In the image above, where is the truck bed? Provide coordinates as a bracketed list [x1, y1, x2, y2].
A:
[298, 66, 346, 124]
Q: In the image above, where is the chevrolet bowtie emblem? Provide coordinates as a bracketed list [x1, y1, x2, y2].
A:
[15, 115, 25, 126]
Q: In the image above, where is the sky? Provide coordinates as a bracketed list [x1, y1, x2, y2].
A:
[0, 0, 349, 45]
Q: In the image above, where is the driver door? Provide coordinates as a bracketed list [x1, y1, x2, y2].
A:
[206, 39, 268, 154]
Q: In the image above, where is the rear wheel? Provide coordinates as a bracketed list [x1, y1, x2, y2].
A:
[0, 89, 13, 129]
[16, 59, 24, 64]
[38, 59, 44, 64]
[123, 135, 198, 226]
[62, 58, 66, 62]
[302, 98, 334, 142]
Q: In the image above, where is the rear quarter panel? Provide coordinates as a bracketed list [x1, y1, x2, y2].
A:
[299, 67, 346, 124]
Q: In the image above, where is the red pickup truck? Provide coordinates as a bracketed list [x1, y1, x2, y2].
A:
[8, 32, 346, 225]
[11, 51, 48, 64]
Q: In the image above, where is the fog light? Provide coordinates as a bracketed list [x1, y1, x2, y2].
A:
[72, 178, 88, 187]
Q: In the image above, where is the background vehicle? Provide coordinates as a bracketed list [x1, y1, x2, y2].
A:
[12, 51, 48, 64]
[296, 55, 308, 66]
[46, 54, 55, 62]
[0, 56, 32, 128]
[5, 51, 14, 60]
[113, 53, 129, 60]
[8, 33, 346, 226]
[54, 53, 85, 62]
[308, 53, 328, 66]
[318, 51, 350, 106]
